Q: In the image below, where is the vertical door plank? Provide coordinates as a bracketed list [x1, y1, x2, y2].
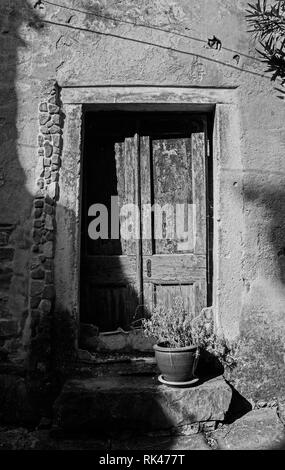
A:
[140, 135, 152, 256]
[192, 132, 206, 255]
[115, 137, 139, 256]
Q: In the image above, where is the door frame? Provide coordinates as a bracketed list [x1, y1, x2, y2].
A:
[57, 86, 242, 348]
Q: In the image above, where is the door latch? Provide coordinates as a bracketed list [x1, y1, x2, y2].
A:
[146, 259, 151, 277]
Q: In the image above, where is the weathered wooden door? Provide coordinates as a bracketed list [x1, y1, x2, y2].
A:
[140, 131, 207, 319]
[81, 127, 141, 332]
[81, 114, 208, 332]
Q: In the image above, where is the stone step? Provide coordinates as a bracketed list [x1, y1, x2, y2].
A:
[53, 375, 232, 437]
[76, 351, 158, 377]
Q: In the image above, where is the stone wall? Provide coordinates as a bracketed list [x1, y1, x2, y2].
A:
[0, 0, 284, 411]
[28, 80, 62, 373]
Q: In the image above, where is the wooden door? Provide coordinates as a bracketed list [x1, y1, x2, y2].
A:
[81, 114, 207, 332]
[140, 129, 207, 319]
[81, 129, 141, 332]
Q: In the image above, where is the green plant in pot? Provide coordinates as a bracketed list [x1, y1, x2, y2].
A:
[142, 296, 203, 385]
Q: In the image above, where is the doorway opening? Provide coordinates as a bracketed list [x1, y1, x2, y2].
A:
[80, 110, 213, 338]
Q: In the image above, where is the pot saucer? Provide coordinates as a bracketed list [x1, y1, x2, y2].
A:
[158, 375, 199, 387]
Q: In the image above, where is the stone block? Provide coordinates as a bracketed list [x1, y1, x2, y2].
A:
[44, 142, 53, 158]
[39, 102, 48, 112]
[51, 172, 58, 182]
[48, 95, 57, 104]
[36, 179, 44, 190]
[40, 125, 49, 135]
[32, 229, 41, 243]
[211, 409, 285, 450]
[46, 231, 54, 241]
[34, 200, 44, 208]
[49, 125, 61, 134]
[31, 267, 45, 280]
[44, 204, 53, 215]
[30, 255, 42, 269]
[48, 104, 59, 114]
[34, 208, 42, 218]
[46, 182, 58, 200]
[43, 158, 51, 167]
[39, 299, 52, 314]
[52, 114, 60, 125]
[43, 285, 55, 300]
[44, 168, 51, 179]
[30, 280, 44, 297]
[33, 220, 42, 228]
[52, 135, 62, 148]
[53, 375, 232, 435]
[39, 113, 50, 126]
[43, 242, 53, 258]
[45, 195, 54, 206]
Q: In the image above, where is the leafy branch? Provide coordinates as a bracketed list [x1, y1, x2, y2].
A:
[246, 0, 285, 83]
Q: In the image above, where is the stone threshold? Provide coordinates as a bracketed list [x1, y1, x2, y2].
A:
[53, 374, 232, 437]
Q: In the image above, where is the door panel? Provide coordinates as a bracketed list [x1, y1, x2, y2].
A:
[141, 130, 207, 319]
[82, 134, 140, 331]
[142, 254, 206, 283]
[155, 284, 196, 314]
[152, 137, 192, 254]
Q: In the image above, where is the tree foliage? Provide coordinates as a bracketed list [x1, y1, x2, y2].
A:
[246, 0, 285, 84]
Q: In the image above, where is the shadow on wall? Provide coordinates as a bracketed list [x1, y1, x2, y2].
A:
[0, 1, 40, 338]
[0, 3, 194, 444]
[0, 0, 87, 426]
[0, 0, 52, 425]
[243, 185, 285, 287]
[228, 181, 285, 401]
[0, 1, 46, 343]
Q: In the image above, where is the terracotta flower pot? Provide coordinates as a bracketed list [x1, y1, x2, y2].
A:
[154, 343, 199, 383]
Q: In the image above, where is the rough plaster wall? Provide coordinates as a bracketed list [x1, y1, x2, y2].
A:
[0, 0, 284, 399]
